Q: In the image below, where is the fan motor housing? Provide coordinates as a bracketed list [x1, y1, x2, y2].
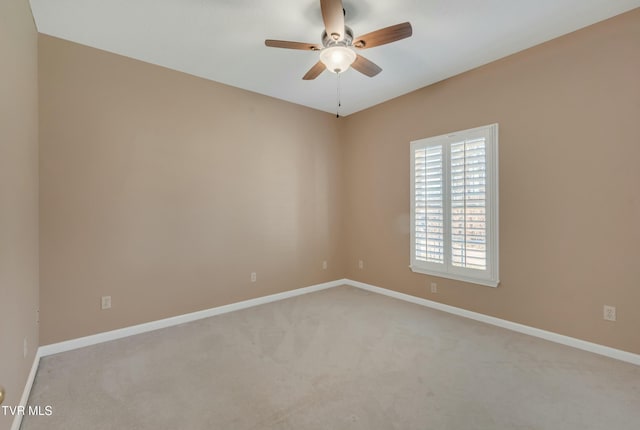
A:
[322, 26, 354, 48]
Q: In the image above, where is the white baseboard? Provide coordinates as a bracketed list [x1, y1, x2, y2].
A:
[11, 349, 42, 430]
[344, 279, 640, 366]
[39, 279, 346, 357]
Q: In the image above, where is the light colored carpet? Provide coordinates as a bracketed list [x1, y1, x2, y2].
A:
[22, 286, 640, 429]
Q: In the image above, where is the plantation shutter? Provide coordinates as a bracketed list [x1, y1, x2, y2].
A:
[414, 145, 444, 264]
[450, 138, 487, 270]
[410, 124, 499, 287]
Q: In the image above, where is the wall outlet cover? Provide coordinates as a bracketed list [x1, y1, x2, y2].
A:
[101, 296, 112, 310]
[603, 305, 616, 322]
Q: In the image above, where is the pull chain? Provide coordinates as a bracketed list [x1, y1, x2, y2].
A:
[336, 72, 341, 118]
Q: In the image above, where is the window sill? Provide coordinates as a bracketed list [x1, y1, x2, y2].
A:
[409, 265, 499, 288]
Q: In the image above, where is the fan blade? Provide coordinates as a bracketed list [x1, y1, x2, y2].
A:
[351, 54, 382, 77]
[265, 40, 322, 51]
[353, 22, 413, 49]
[303, 61, 326, 80]
[320, 0, 345, 41]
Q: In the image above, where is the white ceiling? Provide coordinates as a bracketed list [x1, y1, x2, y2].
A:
[29, 0, 640, 116]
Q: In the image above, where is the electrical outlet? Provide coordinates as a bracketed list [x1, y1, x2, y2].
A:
[358, 260, 364, 270]
[430, 282, 437, 293]
[322, 260, 327, 270]
[23, 338, 28, 358]
[603, 305, 616, 321]
[251, 272, 257, 282]
[101, 296, 112, 310]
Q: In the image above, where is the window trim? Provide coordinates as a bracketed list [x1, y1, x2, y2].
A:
[410, 124, 499, 288]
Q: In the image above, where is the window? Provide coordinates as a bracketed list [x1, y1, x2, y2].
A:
[410, 124, 499, 287]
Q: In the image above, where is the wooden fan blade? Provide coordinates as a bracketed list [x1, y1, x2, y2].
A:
[303, 61, 326, 80]
[320, 0, 345, 41]
[351, 54, 382, 77]
[353, 22, 413, 49]
[265, 40, 322, 51]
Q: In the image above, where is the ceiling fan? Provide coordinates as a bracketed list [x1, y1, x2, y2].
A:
[265, 0, 412, 80]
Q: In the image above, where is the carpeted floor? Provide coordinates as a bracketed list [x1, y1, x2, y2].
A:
[22, 286, 640, 429]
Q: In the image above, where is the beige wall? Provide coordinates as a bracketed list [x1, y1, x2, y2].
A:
[343, 9, 640, 354]
[0, 0, 40, 428]
[38, 36, 344, 344]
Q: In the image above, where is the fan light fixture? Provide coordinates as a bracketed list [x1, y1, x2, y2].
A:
[319, 46, 356, 74]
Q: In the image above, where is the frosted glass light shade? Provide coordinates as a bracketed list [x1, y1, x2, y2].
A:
[319, 46, 356, 74]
